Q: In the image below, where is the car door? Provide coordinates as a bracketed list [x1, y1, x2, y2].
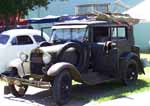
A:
[111, 26, 131, 56]
[91, 26, 117, 76]
[7, 35, 37, 61]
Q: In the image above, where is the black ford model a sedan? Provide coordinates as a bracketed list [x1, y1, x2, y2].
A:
[1, 13, 144, 105]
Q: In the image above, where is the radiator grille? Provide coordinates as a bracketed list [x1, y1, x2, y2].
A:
[30, 51, 44, 75]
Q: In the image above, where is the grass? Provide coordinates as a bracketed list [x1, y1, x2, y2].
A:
[72, 53, 150, 103]
[96, 67, 150, 102]
[140, 53, 150, 59]
[72, 67, 150, 103]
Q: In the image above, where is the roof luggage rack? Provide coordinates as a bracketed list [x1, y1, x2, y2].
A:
[96, 12, 139, 24]
[60, 13, 139, 25]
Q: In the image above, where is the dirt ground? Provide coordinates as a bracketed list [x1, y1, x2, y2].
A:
[1, 81, 150, 106]
[0, 82, 101, 106]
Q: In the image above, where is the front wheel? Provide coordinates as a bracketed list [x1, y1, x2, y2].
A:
[52, 71, 72, 105]
[9, 83, 28, 97]
[8, 68, 28, 97]
[122, 60, 138, 85]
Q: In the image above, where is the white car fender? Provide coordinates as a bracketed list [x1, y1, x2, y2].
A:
[8, 58, 24, 77]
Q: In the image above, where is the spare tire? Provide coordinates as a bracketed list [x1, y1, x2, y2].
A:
[56, 42, 84, 72]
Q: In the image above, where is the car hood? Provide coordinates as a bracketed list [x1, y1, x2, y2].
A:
[38, 44, 64, 53]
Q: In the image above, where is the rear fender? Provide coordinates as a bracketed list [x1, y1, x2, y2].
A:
[120, 52, 145, 74]
[47, 62, 81, 81]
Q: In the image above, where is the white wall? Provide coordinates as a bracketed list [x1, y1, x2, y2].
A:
[134, 23, 150, 52]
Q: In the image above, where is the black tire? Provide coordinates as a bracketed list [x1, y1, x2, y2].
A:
[122, 60, 138, 85]
[9, 83, 28, 97]
[8, 68, 28, 97]
[52, 71, 72, 105]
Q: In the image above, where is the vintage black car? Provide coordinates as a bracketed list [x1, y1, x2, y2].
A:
[1, 14, 144, 105]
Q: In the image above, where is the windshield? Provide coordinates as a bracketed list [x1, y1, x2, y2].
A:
[0, 34, 9, 45]
[51, 27, 87, 42]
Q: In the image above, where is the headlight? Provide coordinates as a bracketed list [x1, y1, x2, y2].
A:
[42, 52, 51, 64]
[19, 52, 28, 62]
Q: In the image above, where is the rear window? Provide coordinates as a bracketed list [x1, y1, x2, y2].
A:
[0, 34, 9, 44]
[112, 27, 126, 39]
[33, 35, 46, 43]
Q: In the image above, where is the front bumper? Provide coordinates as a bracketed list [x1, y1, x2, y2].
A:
[0, 74, 51, 89]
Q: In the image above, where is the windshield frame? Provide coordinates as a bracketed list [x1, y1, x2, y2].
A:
[51, 25, 88, 43]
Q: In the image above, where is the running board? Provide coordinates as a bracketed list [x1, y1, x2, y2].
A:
[81, 72, 115, 85]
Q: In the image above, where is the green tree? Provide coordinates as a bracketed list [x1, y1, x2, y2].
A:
[0, 0, 66, 29]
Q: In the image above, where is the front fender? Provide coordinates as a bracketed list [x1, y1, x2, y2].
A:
[47, 62, 81, 81]
[120, 52, 145, 74]
[8, 59, 30, 77]
[8, 58, 23, 75]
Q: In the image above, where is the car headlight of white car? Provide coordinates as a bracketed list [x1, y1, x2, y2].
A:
[42, 52, 51, 64]
[19, 52, 28, 62]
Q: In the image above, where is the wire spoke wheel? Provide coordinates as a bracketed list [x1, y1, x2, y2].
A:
[127, 65, 137, 81]
[6, 68, 28, 97]
[122, 60, 138, 85]
[127, 67, 137, 81]
[9, 82, 28, 97]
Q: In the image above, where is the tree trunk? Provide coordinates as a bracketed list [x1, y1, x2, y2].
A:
[4, 14, 10, 30]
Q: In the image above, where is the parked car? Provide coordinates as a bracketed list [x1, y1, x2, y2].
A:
[0, 29, 50, 73]
[1, 14, 144, 105]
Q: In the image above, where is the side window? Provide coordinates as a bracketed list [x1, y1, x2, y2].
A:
[11, 35, 33, 45]
[33, 35, 46, 43]
[64, 29, 71, 40]
[72, 28, 87, 41]
[93, 27, 109, 42]
[112, 27, 126, 39]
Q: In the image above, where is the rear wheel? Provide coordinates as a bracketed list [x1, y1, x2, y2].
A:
[122, 60, 138, 85]
[52, 71, 72, 105]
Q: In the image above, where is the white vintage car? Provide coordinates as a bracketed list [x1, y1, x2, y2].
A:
[0, 29, 50, 73]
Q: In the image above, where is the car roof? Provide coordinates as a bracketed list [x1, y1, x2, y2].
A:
[54, 20, 129, 28]
[54, 20, 108, 26]
[1, 29, 43, 37]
